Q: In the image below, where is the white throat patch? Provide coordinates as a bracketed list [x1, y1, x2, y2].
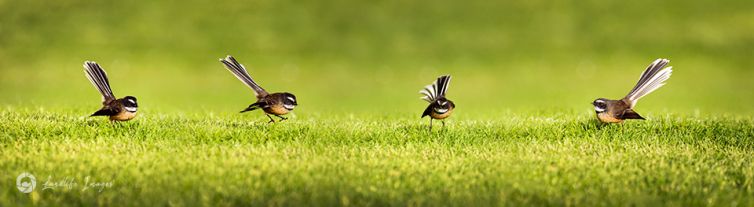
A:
[283, 104, 296, 110]
[124, 106, 138, 112]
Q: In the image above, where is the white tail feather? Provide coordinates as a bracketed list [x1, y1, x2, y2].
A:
[419, 84, 437, 102]
[419, 75, 451, 103]
[626, 66, 672, 107]
[440, 77, 450, 96]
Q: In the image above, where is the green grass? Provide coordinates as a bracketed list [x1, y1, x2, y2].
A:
[1, 108, 753, 206]
[2, 0, 754, 206]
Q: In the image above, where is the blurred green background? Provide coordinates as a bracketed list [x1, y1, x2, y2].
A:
[1, 0, 753, 118]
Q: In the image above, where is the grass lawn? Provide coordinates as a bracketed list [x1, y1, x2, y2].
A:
[1, 108, 753, 206]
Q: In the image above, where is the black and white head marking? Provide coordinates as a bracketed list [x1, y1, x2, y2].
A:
[592, 99, 607, 113]
[123, 96, 138, 112]
[282, 93, 297, 110]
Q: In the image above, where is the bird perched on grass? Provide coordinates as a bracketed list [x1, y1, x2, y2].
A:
[420, 75, 455, 130]
[83, 61, 138, 121]
[220, 55, 298, 123]
[592, 58, 673, 123]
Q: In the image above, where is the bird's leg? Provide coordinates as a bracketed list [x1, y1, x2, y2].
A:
[266, 114, 276, 123]
[429, 118, 433, 131]
[275, 115, 288, 122]
[442, 120, 446, 130]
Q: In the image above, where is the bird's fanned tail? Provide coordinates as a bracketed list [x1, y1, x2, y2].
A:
[624, 59, 673, 107]
[220, 56, 269, 98]
[419, 75, 451, 102]
[83, 61, 115, 102]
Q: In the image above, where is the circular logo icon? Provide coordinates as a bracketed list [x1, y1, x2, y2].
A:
[16, 172, 36, 194]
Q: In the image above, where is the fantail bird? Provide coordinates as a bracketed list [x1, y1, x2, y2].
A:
[592, 58, 673, 123]
[220, 55, 298, 123]
[420, 75, 456, 130]
[83, 61, 138, 121]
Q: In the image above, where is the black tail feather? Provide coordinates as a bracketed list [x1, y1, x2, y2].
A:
[220, 56, 268, 98]
[436, 75, 451, 97]
[90, 108, 117, 117]
[83, 61, 115, 101]
[240, 102, 263, 113]
[620, 109, 645, 120]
